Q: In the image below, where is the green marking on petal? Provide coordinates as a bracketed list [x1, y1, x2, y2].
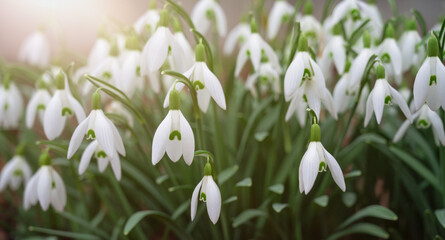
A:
[136, 66, 141, 77]
[385, 96, 392, 104]
[37, 104, 46, 111]
[329, 52, 333, 58]
[13, 169, 22, 176]
[102, 71, 112, 79]
[303, 68, 312, 80]
[281, 14, 290, 22]
[430, 75, 437, 85]
[350, 9, 361, 21]
[417, 119, 429, 128]
[319, 161, 327, 172]
[169, 130, 182, 140]
[4, 103, 8, 111]
[52, 181, 56, 189]
[305, 31, 316, 38]
[97, 150, 107, 158]
[381, 53, 391, 63]
[62, 107, 72, 116]
[193, 81, 205, 90]
[246, 50, 251, 57]
[87, 129, 96, 139]
[303, 94, 308, 103]
[206, 9, 215, 20]
[200, 192, 207, 202]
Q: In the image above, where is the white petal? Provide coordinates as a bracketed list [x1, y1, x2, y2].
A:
[26, 92, 40, 128]
[212, 1, 227, 37]
[331, 37, 346, 74]
[235, 42, 249, 76]
[98, 157, 108, 172]
[372, 80, 386, 124]
[191, 179, 203, 221]
[249, 35, 263, 72]
[166, 139, 182, 162]
[389, 86, 412, 122]
[51, 170, 66, 212]
[428, 109, 445, 146]
[205, 176, 221, 224]
[145, 27, 169, 72]
[152, 111, 172, 165]
[197, 89, 211, 113]
[94, 111, 115, 157]
[67, 94, 86, 123]
[109, 153, 122, 181]
[0, 160, 15, 191]
[43, 92, 66, 140]
[300, 142, 319, 194]
[323, 146, 345, 192]
[24, 171, 39, 209]
[67, 116, 90, 159]
[79, 140, 98, 175]
[180, 113, 195, 165]
[364, 91, 374, 127]
[108, 118, 125, 156]
[37, 166, 52, 211]
[203, 64, 226, 110]
[393, 119, 411, 143]
[284, 54, 304, 101]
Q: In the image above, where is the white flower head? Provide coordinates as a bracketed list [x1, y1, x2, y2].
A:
[319, 24, 347, 80]
[26, 80, 51, 128]
[398, 19, 425, 72]
[348, 31, 375, 94]
[299, 2, 323, 50]
[118, 35, 143, 98]
[191, 0, 227, 37]
[284, 35, 337, 120]
[0, 76, 24, 130]
[153, 89, 195, 165]
[299, 123, 345, 194]
[191, 162, 221, 224]
[223, 22, 250, 55]
[235, 18, 281, 77]
[19, 30, 51, 68]
[164, 43, 226, 113]
[333, 71, 353, 114]
[393, 104, 445, 146]
[133, 1, 160, 35]
[67, 92, 125, 163]
[0, 148, 32, 192]
[79, 140, 122, 180]
[43, 71, 86, 140]
[172, 19, 194, 70]
[141, 10, 186, 74]
[267, 0, 294, 39]
[377, 24, 402, 84]
[413, 37, 445, 112]
[364, 65, 412, 126]
[246, 62, 281, 98]
[88, 37, 111, 67]
[24, 152, 66, 212]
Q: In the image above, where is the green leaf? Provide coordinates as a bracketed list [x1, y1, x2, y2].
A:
[272, 203, 288, 213]
[172, 201, 190, 220]
[314, 195, 329, 207]
[345, 170, 362, 178]
[236, 178, 252, 187]
[435, 209, 445, 228]
[218, 165, 239, 185]
[338, 205, 398, 229]
[223, 196, 238, 205]
[342, 192, 357, 208]
[168, 185, 193, 192]
[156, 175, 169, 184]
[327, 223, 389, 240]
[254, 131, 269, 142]
[28, 226, 101, 240]
[268, 184, 284, 194]
[411, 9, 427, 35]
[232, 209, 267, 228]
[124, 210, 170, 235]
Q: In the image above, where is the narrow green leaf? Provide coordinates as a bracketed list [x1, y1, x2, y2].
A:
[327, 223, 389, 240]
[236, 178, 252, 187]
[338, 205, 398, 229]
[435, 209, 445, 228]
[411, 9, 427, 35]
[172, 200, 190, 220]
[156, 175, 169, 185]
[28, 226, 101, 240]
[254, 131, 269, 142]
[168, 185, 193, 192]
[218, 165, 239, 185]
[345, 170, 362, 178]
[124, 210, 170, 235]
[314, 195, 329, 207]
[224, 196, 238, 205]
[342, 192, 357, 207]
[272, 203, 289, 213]
[268, 184, 284, 194]
[232, 209, 267, 228]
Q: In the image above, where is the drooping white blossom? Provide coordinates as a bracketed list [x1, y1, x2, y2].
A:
[377, 24, 402, 84]
[0, 78, 24, 130]
[18, 30, 51, 68]
[398, 19, 425, 72]
[26, 81, 51, 128]
[224, 22, 250, 55]
[191, 0, 227, 37]
[0, 153, 32, 192]
[267, 0, 294, 39]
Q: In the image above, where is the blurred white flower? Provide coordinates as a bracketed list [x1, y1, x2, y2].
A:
[319, 27, 347, 80]
[24, 162, 66, 212]
[43, 72, 85, 140]
[0, 79, 24, 130]
[18, 30, 50, 68]
[377, 24, 402, 84]
[26, 82, 51, 128]
[393, 104, 445, 146]
[153, 90, 194, 165]
[364, 66, 411, 126]
[173, 25, 194, 70]
[267, 0, 294, 39]
[299, 123, 345, 194]
[246, 62, 281, 98]
[348, 32, 375, 94]
[133, 1, 160, 35]
[67, 92, 125, 160]
[413, 37, 445, 111]
[79, 140, 122, 180]
[191, 0, 227, 37]
[191, 163, 221, 224]
[223, 22, 250, 55]
[88, 37, 111, 67]
[399, 20, 424, 72]
[333, 72, 353, 114]
[0, 154, 32, 192]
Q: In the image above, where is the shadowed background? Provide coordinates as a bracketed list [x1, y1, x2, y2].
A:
[0, 0, 444, 63]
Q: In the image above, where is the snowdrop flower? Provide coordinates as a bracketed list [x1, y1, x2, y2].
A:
[377, 24, 402, 84]
[43, 71, 86, 140]
[413, 37, 445, 111]
[141, 9, 186, 74]
[267, 0, 294, 39]
[235, 18, 281, 76]
[118, 35, 142, 98]
[153, 89, 195, 165]
[299, 123, 345, 194]
[133, 0, 160, 35]
[0, 75, 24, 129]
[67, 91, 125, 162]
[246, 60, 281, 98]
[18, 30, 50, 68]
[223, 22, 250, 55]
[333, 62, 353, 114]
[165, 43, 226, 113]
[191, 162, 221, 224]
[191, 0, 227, 37]
[0, 146, 32, 192]
[393, 104, 445, 146]
[364, 65, 412, 126]
[285, 96, 308, 126]
[299, 2, 323, 50]
[327, 0, 378, 29]
[348, 31, 375, 94]
[24, 152, 66, 212]
[284, 35, 337, 120]
[88, 36, 111, 67]
[319, 24, 347, 80]
[78, 140, 122, 180]
[173, 19, 194, 69]
[26, 80, 51, 128]
[399, 20, 424, 72]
